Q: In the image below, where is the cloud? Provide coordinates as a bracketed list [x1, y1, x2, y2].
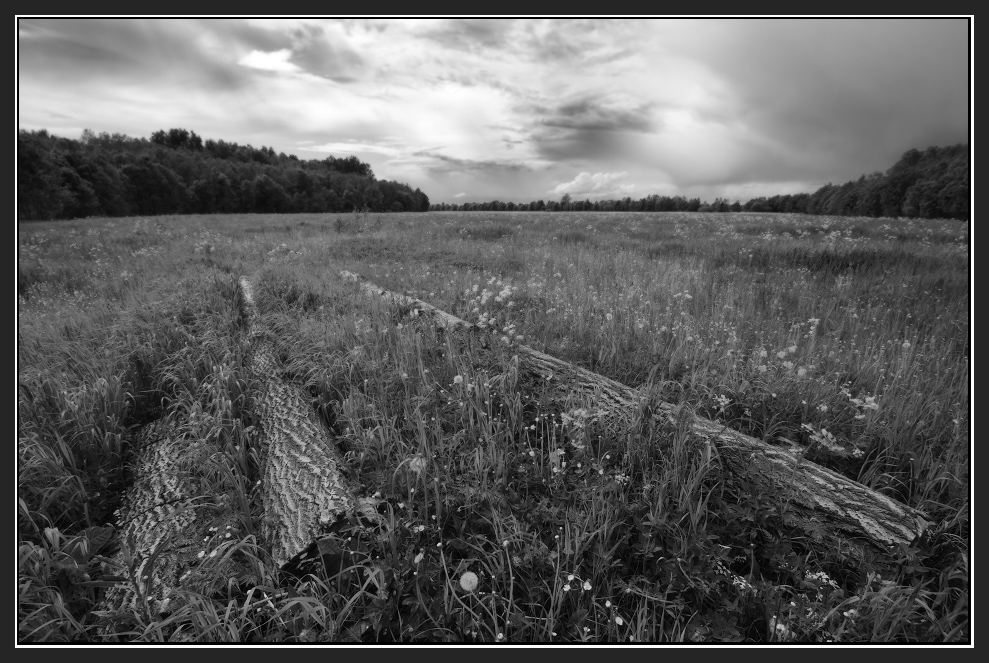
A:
[549, 172, 634, 199]
[300, 141, 399, 156]
[453, 192, 467, 198]
[528, 93, 658, 163]
[407, 150, 536, 176]
[17, 18, 263, 91]
[285, 23, 365, 83]
[422, 19, 515, 53]
[238, 49, 300, 73]
[542, 95, 656, 133]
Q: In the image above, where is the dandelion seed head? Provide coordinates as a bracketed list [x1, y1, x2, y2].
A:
[459, 571, 479, 592]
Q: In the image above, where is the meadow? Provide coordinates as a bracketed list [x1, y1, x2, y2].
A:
[17, 209, 970, 643]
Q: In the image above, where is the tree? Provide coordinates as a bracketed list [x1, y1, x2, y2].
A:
[414, 187, 429, 212]
[251, 174, 290, 213]
[17, 131, 71, 220]
[120, 158, 188, 215]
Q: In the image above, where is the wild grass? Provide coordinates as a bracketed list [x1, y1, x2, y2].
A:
[17, 210, 969, 642]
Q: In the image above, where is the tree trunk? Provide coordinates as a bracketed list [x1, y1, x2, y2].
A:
[341, 271, 929, 563]
[240, 277, 378, 570]
[98, 418, 247, 620]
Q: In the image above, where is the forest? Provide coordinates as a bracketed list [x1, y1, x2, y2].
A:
[17, 127, 430, 221]
[431, 144, 969, 221]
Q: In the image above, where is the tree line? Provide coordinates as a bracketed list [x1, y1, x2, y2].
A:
[17, 127, 431, 221]
[431, 144, 969, 221]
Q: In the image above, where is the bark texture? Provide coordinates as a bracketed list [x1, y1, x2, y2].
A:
[240, 277, 378, 569]
[99, 418, 242, 619]
[341, 270, 929, 561]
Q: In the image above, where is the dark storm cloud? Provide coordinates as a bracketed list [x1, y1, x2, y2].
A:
[18, 18, 265, 91]
[543, 97, 656, 133]
[674, 18, 969, 186]
[528, 95, 658, 162]
[288, 23, 365, 83]
[410, 149, 533, 176]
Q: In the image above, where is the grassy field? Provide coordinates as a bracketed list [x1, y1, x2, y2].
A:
[17, 210, 970, 643]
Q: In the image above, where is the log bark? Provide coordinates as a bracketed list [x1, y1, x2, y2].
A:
[100, 276, 380, 626]
[341, 270, 929, 562]
[240, 277, 378, 570]
[99, 418, 246, 620]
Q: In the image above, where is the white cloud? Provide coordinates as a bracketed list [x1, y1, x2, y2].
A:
[238, 49, 300, 73]
[300, 142, 400, 156]
[453, 192, 467, 198]
[549, 171, 634, 199]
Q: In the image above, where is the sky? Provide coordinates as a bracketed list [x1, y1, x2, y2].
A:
[18, 17, 971, 204]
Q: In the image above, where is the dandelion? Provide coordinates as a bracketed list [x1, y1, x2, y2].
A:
[453, 375, 464, 385]
[459, 571, 479, 592]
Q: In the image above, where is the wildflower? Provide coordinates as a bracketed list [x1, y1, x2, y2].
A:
[788, 345, 797, 354]
[563, 584, 571, 592]
[459, 571, 479, 592]
[783, 360, 794, 370]
[758, 365, 767, 373]
[777, 351, 787, 359]
[605, 313, 614, 321]
[414, 551, 424, 564]
[567, 574, 575, 581]
[759, 349, 768, 358]
[583, 580, 592, 591]
[818, 404, 828, 413]
[453, 375, 464, 385]
[797, 368, 807, 377]
[615, 615, 624, 626]
[902, 340, 911, 350]
[605, 600, 612, 608]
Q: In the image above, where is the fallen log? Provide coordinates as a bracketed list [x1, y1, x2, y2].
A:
[239, 277, 379, 570]
[98, 418, 247, 622]
[341, 270, 929, 563]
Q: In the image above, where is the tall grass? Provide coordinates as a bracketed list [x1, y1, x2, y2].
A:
[18, 210, 969, 642]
